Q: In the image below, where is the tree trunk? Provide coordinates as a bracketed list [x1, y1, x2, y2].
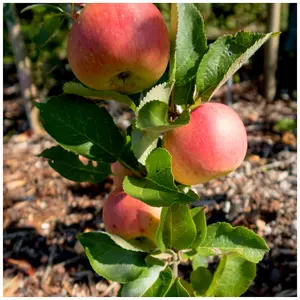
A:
[4, 3, 44, 135]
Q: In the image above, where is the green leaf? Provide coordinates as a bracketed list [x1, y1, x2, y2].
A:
[138, 100, 169, 128]
[107, 233, 148, 253]
[131, 122, 160, 165]
[191, 254, 209, 270]
[123, 148, 199, 207]
[138, 103, 190, 132]
[33, 15, 65, 47]
[191, 267, 213, 296]
[196, 31, 279, 102]
[173, 79, 196, 106]
[77, 231, 147, 283]
[190, 206, 207, 248]
[196, 222, 269, 263]
[143, 267, 173, 297]
[205, 255, 256, 297]
[37, 95, 126, 163]
[178, 250, 209, 280]
[121, 257, 166, 297]
[21, 4, 65, 14]
[119, 127, 141, 172]
[136, 82, 190, 132]
[125, 237, 159, 253]
[165, 278, 190, 297]
[63, 82, 136, 111]
[170, 3, 208, 85]
[179, 279, 195, 297]
[155, 208, 169, 251]
[136, 82, 171, 117]
[163, 203, 197, 250]
[38, 145, 110, 183]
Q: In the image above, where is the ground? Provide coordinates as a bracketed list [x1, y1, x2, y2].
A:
[3, 81, 297, 297]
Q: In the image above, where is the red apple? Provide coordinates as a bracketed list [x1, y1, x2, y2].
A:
[67, 3, 170, 94]
[110, 161, 133, 189]
[163, 103, 248, 185]
[103, 188, 161, 243]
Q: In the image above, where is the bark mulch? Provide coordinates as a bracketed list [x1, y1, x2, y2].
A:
[3, 81, 297, 297]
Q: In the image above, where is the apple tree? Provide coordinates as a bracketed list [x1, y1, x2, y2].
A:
[24, 3, 277, 297]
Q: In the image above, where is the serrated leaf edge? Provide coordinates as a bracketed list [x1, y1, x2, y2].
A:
[135, 82, 172, 125]
[198, 222, 269, 263]
[174, 3, 208, 86]
[196, 31, 278, 102]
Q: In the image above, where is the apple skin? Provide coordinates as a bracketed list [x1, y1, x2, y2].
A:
[103, 188, 162, 242]
[67, 3, 170, 94]
[163, 103, 248, 185]
[110, 161, 133, 188]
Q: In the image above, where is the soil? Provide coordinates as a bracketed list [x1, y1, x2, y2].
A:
[3, 80, 297, 297]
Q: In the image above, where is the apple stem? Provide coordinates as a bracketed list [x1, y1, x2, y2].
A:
[169, 87, 177, 117]
[178, 250, 183, 262]
[172, 260, 178, 278]
[71, 3, 76, 19]
[165, 249, 179, 278]
[71, 3, 85, 20]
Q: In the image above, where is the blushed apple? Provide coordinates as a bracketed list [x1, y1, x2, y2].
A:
[67, 3, 170, 94]
[103, 188, 161, 244]
[163, 103, 248, 185]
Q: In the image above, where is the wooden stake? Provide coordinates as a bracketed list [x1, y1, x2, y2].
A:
[264, 3, 281, 101]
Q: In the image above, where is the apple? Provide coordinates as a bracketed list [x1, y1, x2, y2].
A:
[67, 3, 170, 94]
[103, 188, 162, 244]
[163, 103, 248, 185]
[110, 161, 133, 188]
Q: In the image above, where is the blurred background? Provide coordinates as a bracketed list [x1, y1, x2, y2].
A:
[3, 3, 297, 297]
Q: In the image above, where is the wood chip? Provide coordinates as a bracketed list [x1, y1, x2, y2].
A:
[3, 274, 21, 297]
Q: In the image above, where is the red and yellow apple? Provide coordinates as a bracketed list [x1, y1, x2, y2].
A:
[110, 161, 133, 188]
[163, 103, 248, 185]
[103, 188, 161, 243]
[67, 3, 170, 94]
